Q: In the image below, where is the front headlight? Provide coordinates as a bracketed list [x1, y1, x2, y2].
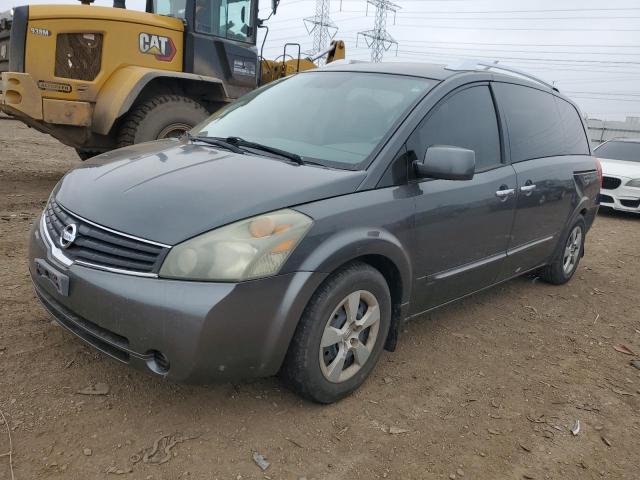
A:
[626, 179, 640, 188]
[159, 209, 313, 281]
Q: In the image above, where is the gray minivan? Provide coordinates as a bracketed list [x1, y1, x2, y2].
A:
[29, 62, 600, 403]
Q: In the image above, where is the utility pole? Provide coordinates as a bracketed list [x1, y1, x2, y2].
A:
[304, 0, 338, 61]
[357, 0, 400, 63]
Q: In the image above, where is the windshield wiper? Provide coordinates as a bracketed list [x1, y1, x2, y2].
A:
[225, 136, 304, 165]
[185, 133, 246, 154]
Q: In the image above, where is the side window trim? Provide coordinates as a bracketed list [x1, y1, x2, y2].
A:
[489, 81, 512, 167]
[406, 82, 505, 180]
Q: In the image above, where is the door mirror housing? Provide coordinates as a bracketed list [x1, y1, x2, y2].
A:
[414, 145, 475, 181]
[271, 0, 280, 14]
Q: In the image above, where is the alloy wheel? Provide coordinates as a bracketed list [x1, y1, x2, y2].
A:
[319, 290, 381, 383]
[563, 226, 582, 275]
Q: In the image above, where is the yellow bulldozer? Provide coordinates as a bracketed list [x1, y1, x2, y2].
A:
[0, 0, 345, 158]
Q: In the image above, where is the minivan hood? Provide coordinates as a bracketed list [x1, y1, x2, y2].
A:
[599, 158, 640, 179]
[55, 140, 366, 245]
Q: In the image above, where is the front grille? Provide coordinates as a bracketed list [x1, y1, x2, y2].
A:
[599, 194, 614, 204]
[620, 199, 640, 209]
[44, 199, 169, 274]
[602, 176, 622, 190]
[55, 32, 103, 81]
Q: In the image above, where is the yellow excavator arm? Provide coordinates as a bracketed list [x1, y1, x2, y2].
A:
[260, 39, 345, 85]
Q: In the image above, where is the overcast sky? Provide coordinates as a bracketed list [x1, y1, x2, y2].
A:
[4, 0, 640, 120]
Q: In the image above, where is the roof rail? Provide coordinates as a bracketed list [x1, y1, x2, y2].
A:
[445, 60, 558, 92]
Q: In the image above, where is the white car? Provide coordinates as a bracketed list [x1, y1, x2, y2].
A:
[594, 138, 640, 213]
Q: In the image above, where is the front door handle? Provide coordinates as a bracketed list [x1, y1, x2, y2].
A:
[495, 188, 515, 199]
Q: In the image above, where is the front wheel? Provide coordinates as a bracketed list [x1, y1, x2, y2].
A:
[538, 217, 586, 285]
[75, 149, 103, 161]
[281, 262, 391, 403]
[117, 95, 209, 148]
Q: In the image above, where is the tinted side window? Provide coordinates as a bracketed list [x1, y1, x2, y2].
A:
[407, 85, 501, 172]
[494, 83, 564, 162]
[555, 98, 590, 155]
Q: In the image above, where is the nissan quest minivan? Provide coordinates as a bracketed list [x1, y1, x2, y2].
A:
[29, 62, 601, 403]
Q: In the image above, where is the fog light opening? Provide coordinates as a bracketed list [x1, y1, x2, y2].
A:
[146, 350, 170, 375]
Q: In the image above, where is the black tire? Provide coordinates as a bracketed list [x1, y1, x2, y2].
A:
[117, 95, 209, 148]
[281, 262, 392, 404]
[75, 149, 103, 161]
[538, 217, 586, 285]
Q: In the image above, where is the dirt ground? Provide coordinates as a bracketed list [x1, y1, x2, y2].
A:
[1, 117, 639, 480]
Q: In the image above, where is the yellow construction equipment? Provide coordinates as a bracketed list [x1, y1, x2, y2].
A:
[0, 0, 345, 158]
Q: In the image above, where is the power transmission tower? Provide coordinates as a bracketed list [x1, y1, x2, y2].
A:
[304, 0, 338, 61]
[357, 0, 400, 63]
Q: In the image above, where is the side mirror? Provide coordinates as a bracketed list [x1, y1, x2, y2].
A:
[271, 0, 279, 14]
[414, 145, 475, 181]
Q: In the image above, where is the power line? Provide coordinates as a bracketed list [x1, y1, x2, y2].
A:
[565, 91, 640, 97]
[386, 7, 640, 14]
[394, 49, 640, 67]
[571, 96, 640, 102]
[397, 24, 640, 32]
[382, 43, 640, 57]
[395, 15, 640, 21]
[383, 38, 640, 48]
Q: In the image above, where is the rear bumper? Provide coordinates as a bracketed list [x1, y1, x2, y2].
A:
[29, 219, 327, 382]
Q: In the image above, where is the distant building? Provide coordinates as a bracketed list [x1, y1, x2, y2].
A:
[587, 116, 640, 146]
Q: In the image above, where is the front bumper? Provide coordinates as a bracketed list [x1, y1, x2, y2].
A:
[28, 219, 326, 382]
[599, 181, 640, 213]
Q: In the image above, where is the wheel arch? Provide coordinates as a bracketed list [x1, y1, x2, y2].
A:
[93, 67, 228, 136]
[289, 228, 414, 351]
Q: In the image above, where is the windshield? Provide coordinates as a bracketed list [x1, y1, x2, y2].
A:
[595, 140, 640, 162]
[153, 0, 187, 19]
[194, 72, 436, 169]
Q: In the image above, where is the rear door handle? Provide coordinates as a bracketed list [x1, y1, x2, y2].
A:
[495, 188, 515, 199]
[520, 184, 537, 193]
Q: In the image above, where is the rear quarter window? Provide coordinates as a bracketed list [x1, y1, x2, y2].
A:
[493, 83, 565, 162]
[555, 98, 590, 156]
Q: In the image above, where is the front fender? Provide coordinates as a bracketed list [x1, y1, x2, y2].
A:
[92, 66, 228, 135]
[291, 227, 413, 305]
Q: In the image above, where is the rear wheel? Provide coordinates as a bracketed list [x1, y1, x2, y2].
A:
[281, 262, 391, 403]
[117, 95, 209, 148]
[538, 217, 586, 285]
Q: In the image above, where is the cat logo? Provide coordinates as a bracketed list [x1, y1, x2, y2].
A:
[138, 33, 176, 62]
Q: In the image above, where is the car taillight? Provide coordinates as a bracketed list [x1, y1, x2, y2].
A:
[594, 157, 603, 187]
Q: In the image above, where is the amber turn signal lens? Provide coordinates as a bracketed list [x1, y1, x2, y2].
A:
[272, 239, 295, 253]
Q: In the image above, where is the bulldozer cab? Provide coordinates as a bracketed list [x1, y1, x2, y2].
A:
[145, 0, 261, 96]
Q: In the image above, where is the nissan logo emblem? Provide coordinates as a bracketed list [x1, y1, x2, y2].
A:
[59, 224, 77, 249]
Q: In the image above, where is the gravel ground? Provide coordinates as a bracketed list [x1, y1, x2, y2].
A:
[1, 118, 639, 480]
